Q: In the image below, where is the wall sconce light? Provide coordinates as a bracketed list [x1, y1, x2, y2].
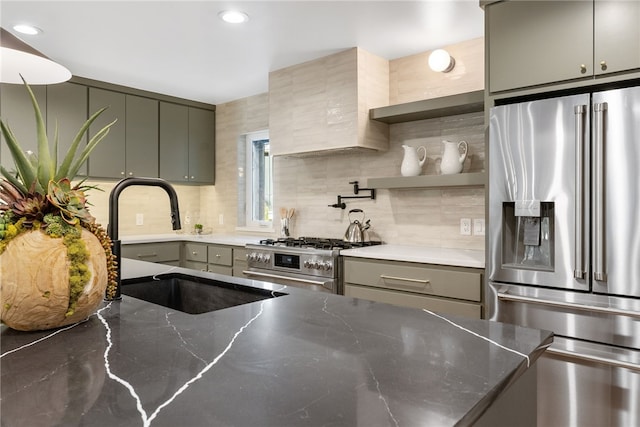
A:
[428, 49, 455, 73]
[0, 27, 71, 84]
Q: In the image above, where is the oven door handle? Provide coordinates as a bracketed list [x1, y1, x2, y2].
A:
[242, 270, 329, 286]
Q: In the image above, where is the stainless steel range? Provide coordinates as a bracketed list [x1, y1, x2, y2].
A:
[244, 237, 380, 294]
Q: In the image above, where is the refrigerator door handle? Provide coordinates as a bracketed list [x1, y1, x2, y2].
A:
[593, 102, 607, 282]
[497, 292, 640, 319]
[545, 347, 640, 372]
[574, 105, 587, 279]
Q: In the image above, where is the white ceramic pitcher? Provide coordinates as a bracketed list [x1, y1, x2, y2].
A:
[401, 145, 427, 177]
[440, 140, 468, 175]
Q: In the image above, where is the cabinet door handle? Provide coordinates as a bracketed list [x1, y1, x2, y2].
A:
[137, 253, 158, 258]
[380, 275, 430, 285]
[600, 60, 607, 71]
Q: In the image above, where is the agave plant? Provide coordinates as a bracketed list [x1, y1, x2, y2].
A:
[0, 78, 119, 329]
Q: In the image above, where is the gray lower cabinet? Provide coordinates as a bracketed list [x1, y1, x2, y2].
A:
[159, 102, 215, 184]
[181, 242, 237, 276]
[88, 88, 158, 178]
[343, 258, 483, 319]
[0, 84, 47, 170]
[207, 244, 232, 276]
[486, 0, 640, 93]
[232, 248, 249, 278]
[183, 242, 208, 271]
[121, 242, 181, 266]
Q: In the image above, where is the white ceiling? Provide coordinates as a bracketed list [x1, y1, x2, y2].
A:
[1, 1, 484, 105]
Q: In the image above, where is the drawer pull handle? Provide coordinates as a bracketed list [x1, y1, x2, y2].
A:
[380, 275, 430, 285]
[192, 251, 198, 255]
[137, 253, 158, 258]
[215, 254, 221, 258]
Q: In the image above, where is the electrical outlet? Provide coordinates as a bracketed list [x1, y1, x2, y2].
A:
[473, 218, 485, 236]
[218, 214, 224, 225]
[460, 218, 471, 236]
[136, 213, 144, 226]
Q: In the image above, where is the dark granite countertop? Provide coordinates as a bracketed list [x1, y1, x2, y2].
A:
[1, 259, 552, 426]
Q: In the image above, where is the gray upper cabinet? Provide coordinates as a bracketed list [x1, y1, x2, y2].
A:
[88, 88, 159, 179]
[125, 95, 158, 177]
[159, 102, 215, 184]
[487, 0, 640, 93]
[0, 84, 47, 170]
[159, 102, 189, 182]
[594, 0, 640, 76]
[46, 83, 88, 176]
[88, 87, 126, 178]
[188, 107, 215, 184]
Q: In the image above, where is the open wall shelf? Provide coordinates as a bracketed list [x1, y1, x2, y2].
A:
[368, 172, 486, 189]
[369, 90, 485, 124]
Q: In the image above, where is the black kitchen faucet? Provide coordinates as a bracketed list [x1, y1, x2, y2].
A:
[106, 177, 181, 300]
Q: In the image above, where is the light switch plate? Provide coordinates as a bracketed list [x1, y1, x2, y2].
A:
[473, 219, 485, 236]
[136, 213, 144, 226]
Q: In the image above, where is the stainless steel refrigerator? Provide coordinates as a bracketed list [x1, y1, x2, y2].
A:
[488, 86, 640, 426]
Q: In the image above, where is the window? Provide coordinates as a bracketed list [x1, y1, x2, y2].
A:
[237, 130, 273, 230]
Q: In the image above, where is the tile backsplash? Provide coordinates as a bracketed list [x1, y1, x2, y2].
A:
[273, 111, 485, 250]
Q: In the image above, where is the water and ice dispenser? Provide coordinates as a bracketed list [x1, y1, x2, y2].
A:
[501, 200, 554, 271]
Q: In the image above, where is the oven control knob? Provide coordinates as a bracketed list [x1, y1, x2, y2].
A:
[303, 260, 312, 268]
[264, 254, 271, 263]
[321, 261, 333, 271]
[257, 254, 265, 263]
[248, 252, 258, 261]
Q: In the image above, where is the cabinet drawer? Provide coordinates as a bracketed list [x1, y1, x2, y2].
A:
[207, 264, 233, 276]
[207, 245, 232, 266]
[183, 260, 207, 271]
[344, 284, 481, 319]
[121, 242, 180, 263]
[184, 243, 207, 262]
[344, 258, 481, 302]
[233, 248, 248, 278]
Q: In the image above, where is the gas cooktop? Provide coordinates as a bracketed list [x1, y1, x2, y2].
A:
[257, 237, 382, 250]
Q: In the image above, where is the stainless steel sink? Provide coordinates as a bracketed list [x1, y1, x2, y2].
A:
[121, 273, 286, 314]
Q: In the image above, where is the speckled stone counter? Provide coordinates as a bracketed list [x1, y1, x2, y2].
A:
[1, 260, 550, 426]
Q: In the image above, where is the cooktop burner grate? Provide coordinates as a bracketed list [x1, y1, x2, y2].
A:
[258, 237, 381, 250]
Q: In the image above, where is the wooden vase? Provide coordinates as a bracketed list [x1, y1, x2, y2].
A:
[0, 229, 108, 331]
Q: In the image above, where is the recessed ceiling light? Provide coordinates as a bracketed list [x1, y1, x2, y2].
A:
[218, 10, 249, 24]
[13, 24, 42, 36]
